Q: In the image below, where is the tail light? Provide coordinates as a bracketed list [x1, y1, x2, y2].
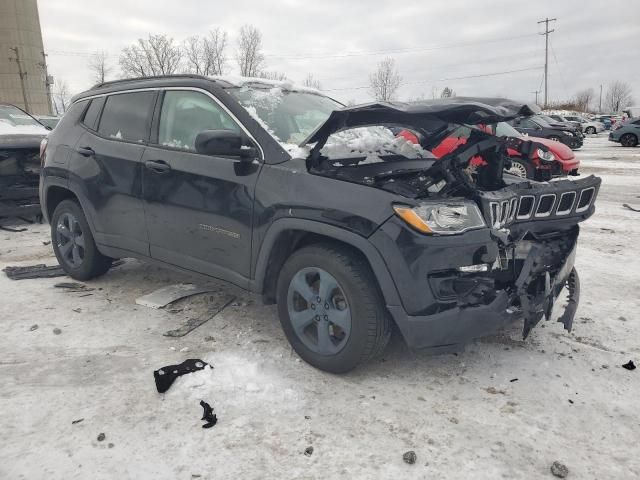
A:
[40, 138, 48, 165]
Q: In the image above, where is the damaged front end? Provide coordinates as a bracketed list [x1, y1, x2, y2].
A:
[301, 98, 600, 345]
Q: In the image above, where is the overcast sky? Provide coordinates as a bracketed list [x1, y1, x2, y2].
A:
[39, 0, 639, 106]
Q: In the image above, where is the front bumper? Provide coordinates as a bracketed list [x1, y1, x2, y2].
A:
[608, 132, 620, 143]
[373, 175, 600, 350]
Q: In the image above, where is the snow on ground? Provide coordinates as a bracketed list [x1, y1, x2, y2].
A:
[1, 133, 639, 479]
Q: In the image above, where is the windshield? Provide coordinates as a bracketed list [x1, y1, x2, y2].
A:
[0, 104, 43, 128]
[229, 87, 342, 145]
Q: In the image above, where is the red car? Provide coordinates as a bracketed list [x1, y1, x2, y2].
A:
[398, 122, 580, 180]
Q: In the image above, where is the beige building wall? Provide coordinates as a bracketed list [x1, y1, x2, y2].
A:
[0, 0, 51, 114]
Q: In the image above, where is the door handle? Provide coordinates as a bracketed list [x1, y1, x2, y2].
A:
[77, 146, 95, 157]
[145, 160, 171, 173]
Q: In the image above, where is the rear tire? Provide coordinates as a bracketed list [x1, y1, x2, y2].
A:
[51, 199, 112, 281]
[621, 133, 638, 147]
[585, 126, 596, 135]
[276, 243, 392, 373]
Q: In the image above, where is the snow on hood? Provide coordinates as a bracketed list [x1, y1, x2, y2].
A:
[302, 98, 540, 147]
[0, 121, 48, 136]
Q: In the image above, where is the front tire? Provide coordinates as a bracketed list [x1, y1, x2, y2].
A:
[585, 126, 596, 135]
[276, 243, 391, 373]
[548, 135, 561, 142]
[620, 133, 638, 147]
[506, 159, 533, 179]
[51, 199, 112, 280]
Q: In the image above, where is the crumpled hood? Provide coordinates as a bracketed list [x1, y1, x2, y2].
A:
[301, 97, 540, 147]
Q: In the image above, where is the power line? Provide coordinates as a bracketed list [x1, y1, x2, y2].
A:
[45, 32, 540, 61]
[324, 66, 543, 92]
[549, 38, 569, 101]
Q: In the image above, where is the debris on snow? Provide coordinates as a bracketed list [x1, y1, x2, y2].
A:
[199, 400, 218, 429]
[622, 360, 636, 371]
[3, 264, 66, 280]
[53, 328, 61, 335]
[304, 446, 314, 457]
[71, 418, 84, 424]
[97, 433, 106, 442]
[622, 203, 640, 213]
[550, 461, 569, 478]
[55, 282, 94, 293]
[403, 451, 417, 465]
[153, 359, 210, 393]
[136, 284, 214, 309]
[510, 378, 518, 383]
[29, 324, 38, 331]
[0, 225, 27, 232]
[485, 386, 506, 395]
[163, 293, 235, 337]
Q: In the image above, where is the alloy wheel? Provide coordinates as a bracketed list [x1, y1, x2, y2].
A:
[56, 212, 85, 268]
[621, 134, 638, 147]
[507, 161, 528, 178]
[287, 267, 351, 355]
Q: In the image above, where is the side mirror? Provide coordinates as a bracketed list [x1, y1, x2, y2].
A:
[195, 130, 257, 161]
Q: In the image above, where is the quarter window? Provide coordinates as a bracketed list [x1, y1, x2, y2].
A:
[98, 91, 155, 142]
[158, 90, 240, 151]
[82, 97, 105, 130]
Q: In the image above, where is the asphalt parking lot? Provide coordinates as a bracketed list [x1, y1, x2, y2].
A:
[1, 134, 639, 479]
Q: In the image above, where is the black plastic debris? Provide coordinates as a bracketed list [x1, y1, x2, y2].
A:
[199, 400, 218, 429]
[55, 282, 94, 293]
[622, 203, 640, 213]
[550, 461, 569, 478]
[72, 418, 84, 424]
[97, 433, 105, 442]
[403, 451, 417, 465]
[304, 446, 314, 457]
[154, 359, 209, 393]
[622, 360, 636, 371]
[0, 225, 27, 232]
[509, 378, 518, 383]
[3, 264, 66, 280]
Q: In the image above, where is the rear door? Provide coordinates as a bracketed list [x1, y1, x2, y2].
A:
[70, 90, 156, 254]
[141, 89, 262, 285]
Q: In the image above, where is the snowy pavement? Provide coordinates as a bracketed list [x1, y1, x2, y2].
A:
[1, 134, 639, 479]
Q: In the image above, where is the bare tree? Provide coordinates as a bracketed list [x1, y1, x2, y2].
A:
[260, 71, 287, 81]
[236, 25, 265, 77]
[574, 88, 594, 112]
[119, 34, 182, 77]
[54, 79, 71, 113]
[183, 28, 228, 76]
[88, 51, 113, 84]
[604, 81, 634, 112]
[369, 57, 401, 101]
[303, 73, 321, 90]
[440, 86, 455, 98]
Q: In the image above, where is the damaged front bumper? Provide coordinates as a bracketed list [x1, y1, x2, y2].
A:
[377, 174, 600, 350]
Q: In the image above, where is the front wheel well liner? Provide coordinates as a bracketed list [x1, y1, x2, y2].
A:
[46, 186, 78, 220]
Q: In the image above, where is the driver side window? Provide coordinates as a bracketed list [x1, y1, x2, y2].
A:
[519, 119, 538, 129]
[158, 90, 240, 151]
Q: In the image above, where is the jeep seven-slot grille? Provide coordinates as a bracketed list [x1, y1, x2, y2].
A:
[485, 182, 598, 228]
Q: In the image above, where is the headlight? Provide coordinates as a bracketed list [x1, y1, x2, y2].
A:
[536, 148, 556, 163]
[393, 201, 486, 235]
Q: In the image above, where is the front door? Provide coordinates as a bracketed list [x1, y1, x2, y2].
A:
[142, 89, 262, 286]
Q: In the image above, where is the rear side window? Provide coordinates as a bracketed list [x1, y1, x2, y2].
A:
[98, 91, 155, 142]
[82, 97, 105, 130]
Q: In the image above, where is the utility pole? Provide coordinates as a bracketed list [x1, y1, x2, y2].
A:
[599, 84, 603, 113]
[538, 17, 556, 108]
[39, 51, 54, 115]
[532, 90, 541, 105]
[9, 46, 31, 113]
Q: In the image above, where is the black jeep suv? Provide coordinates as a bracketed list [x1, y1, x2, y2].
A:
[40, 75, 600, 372]
[509, 115, 583, 150]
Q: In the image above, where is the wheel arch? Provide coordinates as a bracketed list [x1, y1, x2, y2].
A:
[251, 219, 402, 308]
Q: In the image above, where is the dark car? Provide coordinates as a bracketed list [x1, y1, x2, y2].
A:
[509, 116, 583, 150]
[609, 117, 640, 147]
[40, 76, 600, 372]
[1, 103, 49, 221]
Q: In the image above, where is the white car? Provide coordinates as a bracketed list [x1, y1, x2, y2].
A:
[562, 115, 605, 135]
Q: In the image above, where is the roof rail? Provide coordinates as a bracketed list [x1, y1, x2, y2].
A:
[90, 74, 211, 90]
